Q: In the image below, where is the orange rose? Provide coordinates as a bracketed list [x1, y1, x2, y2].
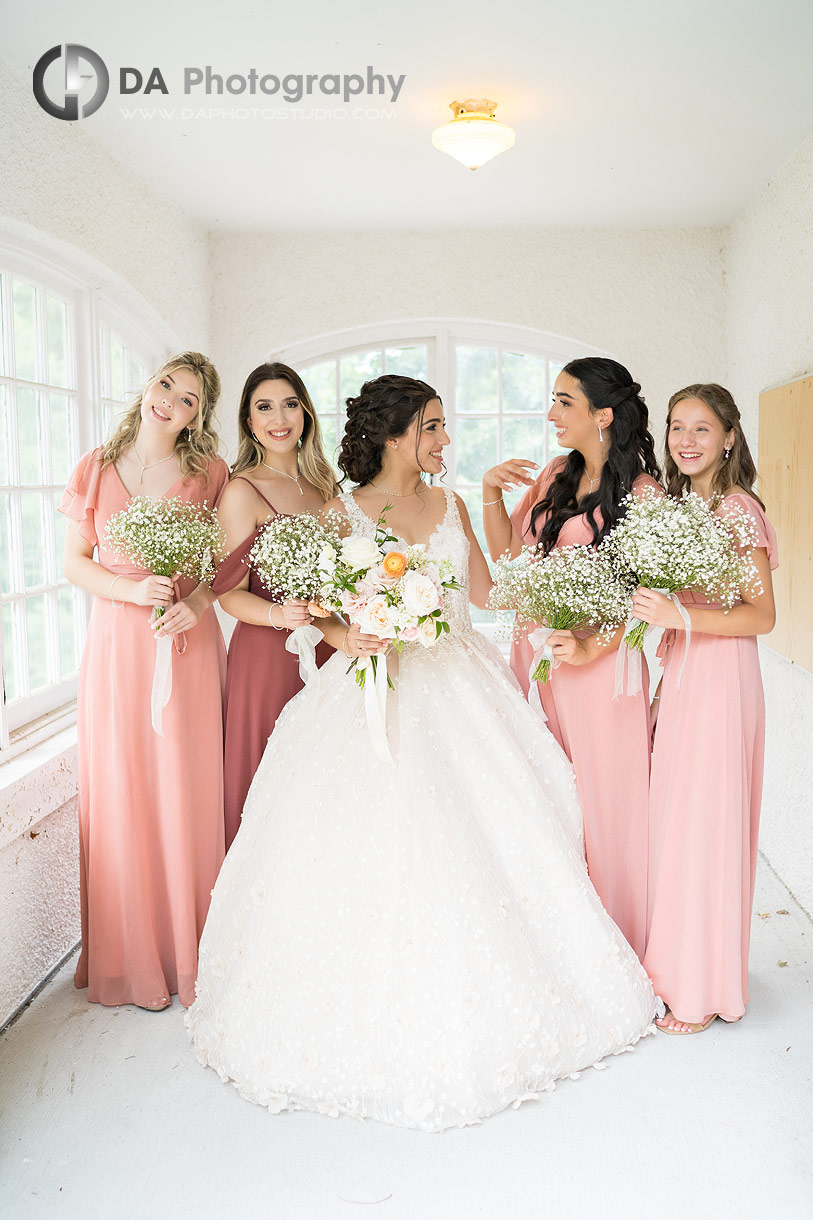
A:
[382, 551, 407, 578]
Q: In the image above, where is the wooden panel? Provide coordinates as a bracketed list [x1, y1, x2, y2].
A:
[759, 375, 813, 670]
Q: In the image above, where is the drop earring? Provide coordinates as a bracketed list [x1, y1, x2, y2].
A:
[724, 446, 731, 459]
[598, 424, 604, 443]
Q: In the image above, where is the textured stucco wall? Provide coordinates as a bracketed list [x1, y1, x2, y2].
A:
[0, 59, 210, 352]
[210, 226, 726, 457]
[724, 136, 813, 916]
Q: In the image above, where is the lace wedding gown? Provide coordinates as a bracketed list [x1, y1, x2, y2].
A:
[186, 489, 660, 1131]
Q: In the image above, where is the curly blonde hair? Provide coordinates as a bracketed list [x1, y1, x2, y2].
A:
[102, 351, 222, 483]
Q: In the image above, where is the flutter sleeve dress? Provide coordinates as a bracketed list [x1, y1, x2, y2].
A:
[642, 493, 779, 1022]
[59, 448, 229, 1007]
[509, 457, 660, 959]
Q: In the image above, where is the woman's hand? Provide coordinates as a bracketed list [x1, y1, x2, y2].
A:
[343, 623, 389, 659]
[132, 574, 175, 608]
[548, 629, 598, 667]
[279, 599, 315, 630]
[632, 588, 683, 630]
[482, 459, 538, 495]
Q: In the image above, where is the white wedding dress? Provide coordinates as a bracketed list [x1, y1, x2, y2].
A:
[186, 489, 660, 1131]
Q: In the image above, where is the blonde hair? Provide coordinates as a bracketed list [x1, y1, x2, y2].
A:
[102, 351, 222, 483]
[231, 362, 339, 502]
[665, 383, 765, 509]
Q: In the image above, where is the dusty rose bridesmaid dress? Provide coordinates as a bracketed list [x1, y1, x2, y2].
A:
[509, 457, 661, 959]
[59, 448, 229, 1007]
[643, 493, 778, 1022]
[211, 477, 333, 851]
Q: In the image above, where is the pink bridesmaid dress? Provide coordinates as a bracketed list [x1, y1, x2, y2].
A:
[643, 493, 778, 1022]
[510, 456, 661, 959]
[60, 448, 229, 1007]
[211, 477, 333, 851]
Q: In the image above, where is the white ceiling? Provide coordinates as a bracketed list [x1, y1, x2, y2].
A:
[7, 0, 813, 230]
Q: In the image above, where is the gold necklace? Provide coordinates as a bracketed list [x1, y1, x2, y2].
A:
[262, 460, 304, 495]
[131, 443, 175, 484]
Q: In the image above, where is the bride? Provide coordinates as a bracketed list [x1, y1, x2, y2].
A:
[186, 374, 661, 1132]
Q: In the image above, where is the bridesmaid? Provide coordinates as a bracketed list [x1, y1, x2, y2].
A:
[633, 384, 777, 1033]
[61, 352, 228, 1010]
[482, 357, 662, 958]
[213, 363, 339, 850]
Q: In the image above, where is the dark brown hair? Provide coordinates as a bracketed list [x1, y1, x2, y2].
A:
[338, 374, 440, 485]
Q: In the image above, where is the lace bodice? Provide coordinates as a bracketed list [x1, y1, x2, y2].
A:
[340, 487, 473, 635]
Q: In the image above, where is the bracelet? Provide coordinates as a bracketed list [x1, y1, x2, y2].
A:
[109, 575, 124, 606]
[268, 604, 285, 630]
[341, 628, 351, 658]
[482, 496, 504, 507]
[652, 695, 660, 700]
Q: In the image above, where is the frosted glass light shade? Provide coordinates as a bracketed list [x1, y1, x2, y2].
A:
[432, 99, 515, 170]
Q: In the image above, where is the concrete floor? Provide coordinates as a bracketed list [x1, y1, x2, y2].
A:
[1, 861, 811, 1220]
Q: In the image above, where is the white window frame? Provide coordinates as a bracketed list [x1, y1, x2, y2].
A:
[0, 237, 165, 757]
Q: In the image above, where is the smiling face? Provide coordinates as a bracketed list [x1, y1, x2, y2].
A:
[248, 379, 306, 455]
[140, 367, 201, 437]
[397, 398, 449, 475]
[548, 371, 603, 451]
[668, 397, 734, 482]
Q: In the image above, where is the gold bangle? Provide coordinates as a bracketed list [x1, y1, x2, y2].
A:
[110, 574, 125, 606]
[268, 604, 285, 630]
[341, 628, 351, 657]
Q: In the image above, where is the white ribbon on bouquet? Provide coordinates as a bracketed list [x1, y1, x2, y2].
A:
[613, 589, 692, 699]
[150, 612, 187, 736]
[526, 626, 561, 722]
[285, 624, 325, 686]
[357, 652, 394, 765]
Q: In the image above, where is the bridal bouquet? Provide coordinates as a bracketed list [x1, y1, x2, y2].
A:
[489, 544, 631, 682]
[104, 495, 224, 618]
[103, 496, 225, 735]
[318, 508, 462, 689]
[247, 510, 342, 612]
[602, 489, 762, 651]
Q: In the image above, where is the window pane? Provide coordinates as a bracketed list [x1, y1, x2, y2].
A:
[339, 351, 382, 402]
[317, 414, 338, 465]
[549, 362, 564, 392]
[0, 276, 6, 377]
[25, 595, 48, 690]
[49, 393, 76, 484]
[58, 585, 80, 678]
[17, 387, 42, 484]
[502, 351, 547, 413]
[0, 385, 9, 485]
[0, 494, 13, 595]
[46, 295, 70, 388]
[52, 490, 67, 570]
[21, 491, 47, 587]
[456, 346, 498, 413]
[503, 416, 547, 470]
[303, 361, 337, 414]
[1, 602, 19, 702]
[110, 338, 125, 401]
[455, 417, 498, 484]
[385, 345, 428, 380]
[12, 280, 37, 381]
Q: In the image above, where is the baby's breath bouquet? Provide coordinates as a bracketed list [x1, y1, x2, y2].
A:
[602, 489, 762, 650]
[489, 544, 631, 681]
[104, 496, 224, 619]
[248, 511, 343, 612]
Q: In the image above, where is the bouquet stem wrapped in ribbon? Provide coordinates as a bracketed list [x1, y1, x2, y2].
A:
[601, 489, 763, 696]
[489, 543, 631, 717]
[104, 496, 224, 735]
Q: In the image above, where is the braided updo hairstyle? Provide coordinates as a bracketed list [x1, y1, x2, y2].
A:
[338, 374, 440, 486]
[530, 357, 661, 553]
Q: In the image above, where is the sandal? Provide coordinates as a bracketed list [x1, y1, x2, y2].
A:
[657, 1011, 717, 1035]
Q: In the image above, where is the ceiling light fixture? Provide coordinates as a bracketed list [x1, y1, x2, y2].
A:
[432, 98, 515, 171]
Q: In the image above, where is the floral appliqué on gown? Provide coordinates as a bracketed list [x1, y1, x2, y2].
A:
[186, 488, 661, 1131]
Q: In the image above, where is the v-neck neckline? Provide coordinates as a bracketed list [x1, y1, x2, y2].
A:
[111, 459, 185, 502]
[347, 489, 450, 550]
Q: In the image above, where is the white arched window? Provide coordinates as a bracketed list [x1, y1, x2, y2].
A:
[276, 320, 605, 623]
[0, 240, 162, 752]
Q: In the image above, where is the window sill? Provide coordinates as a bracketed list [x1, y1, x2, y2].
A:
[0, 719, 78, 850]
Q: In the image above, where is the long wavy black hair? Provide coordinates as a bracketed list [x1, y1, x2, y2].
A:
[529, 357, 661, 553]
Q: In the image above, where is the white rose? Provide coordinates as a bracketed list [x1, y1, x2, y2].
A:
[354, 594, 399, 639]
[401, 570, 441, 617]
[316, 543, 337, 576]
[340, 535, 383, 571]
[417, 616, 440, 648]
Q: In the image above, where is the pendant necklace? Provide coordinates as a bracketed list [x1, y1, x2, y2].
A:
[262, 460, 304, 495]
[131, 443, 175, 485]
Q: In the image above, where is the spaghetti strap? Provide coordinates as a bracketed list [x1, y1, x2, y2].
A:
[231, 476, 278, 513]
